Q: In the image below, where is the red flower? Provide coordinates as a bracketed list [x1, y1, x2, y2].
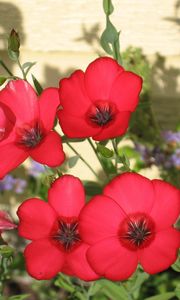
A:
[58, 57, 142, 141]
[79, 173, 180, 280]
[0, 80, 65, 178]
[17, 175, 99, 281]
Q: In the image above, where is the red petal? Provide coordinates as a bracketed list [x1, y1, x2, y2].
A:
[64, 243, 99, 281]
[24, 239, 65, 280]
[110, 71, 142, 112]
[29, 131, 65, 167]
[85, 57, 123, 100]
[48, 175, 85, 218]
[104, 173, 154, 215]
[150, 180, 180, 230]
[58, 111, 100, 138]
[79, 195, 125, 244]
[0, 103, 16, 143]
[59, 70, 91, 116]
[93, 111, 131, 141]
[0, 80, 39, 124]
[39, 88, 60, 132]
[17, 198, 57, 240]
[139, 228, 180, 274]
[87, 237, 138, 280]
[0, 143, 27, 179]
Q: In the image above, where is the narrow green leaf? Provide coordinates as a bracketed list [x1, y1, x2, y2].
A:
[98, 279, 129, 300]
[144, 292, 175, 300]
[31, 74, 43, 95]
[0, 76, 7, 86]
[97, 144, 113, 158]
[68, 155, 79, 168]
[103, 0, 114, 15]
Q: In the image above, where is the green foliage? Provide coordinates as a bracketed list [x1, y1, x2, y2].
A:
[83, 180, 103, 196]
[68, 156, 79, 168]
[172, 251, 180, 272]
[8, 295, 30, 300]
[101, 1, 121, 63]
[22, 62, 36, 77]
[8, 29, 20, 61]
[103, 0, 114, 15]
[97, 144, 114, 158]
[144, 292, 176, 300]
[0, 77, 7, 86]
[31, 74, 43, 95]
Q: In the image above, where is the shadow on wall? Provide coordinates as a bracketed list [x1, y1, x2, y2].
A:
[164, 0, 180, 29]
[151, 54, 180, 130]
[42, 23, 103, 88]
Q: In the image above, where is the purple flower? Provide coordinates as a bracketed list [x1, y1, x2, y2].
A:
[0, 175, 15, 191]
[0, 175, 27, 194]
[170, 149, 180, 169]
[162, 131, 180, 145]
[27, 160, 45, 178]
[13, 178, 27, 194]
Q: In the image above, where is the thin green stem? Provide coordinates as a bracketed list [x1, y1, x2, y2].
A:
[87, 138, 109, 179]
[0, 60, 13, 76]
[111, 138, 118, 170]
[66, 141, 99, 180]
[17, 58, 26, 80]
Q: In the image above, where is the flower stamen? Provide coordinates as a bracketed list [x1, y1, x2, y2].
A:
[53, 219, 81, 251]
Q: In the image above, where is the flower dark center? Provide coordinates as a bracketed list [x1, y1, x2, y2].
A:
[53, 220, 81, 251]
[17, 123, 43, 148]
[88, 101, 116, 127]
[119, 213, 155, 250]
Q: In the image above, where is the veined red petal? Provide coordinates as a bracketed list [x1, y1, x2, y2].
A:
[64, 243, 99, 281]
[85, 57, 123, 101]
[139, 228, 180, 274]
[29, 131, 65, 167]
[58, 111, 100, 138]
[110, 71, 142, 112]
[59, 70, 91, 117]
[150, 180, 180, 230]
[24, 239, 65, 280]
[104, 173, 154, 215]
[17, 198, 57, 240]
[87, 237, 138, 280]
[79, 195, 125, 244]
[0, 143, 28, 179]
[39, 88, 60, 131]
[48, 175, 85, 218]
[0, 80, 39, 125]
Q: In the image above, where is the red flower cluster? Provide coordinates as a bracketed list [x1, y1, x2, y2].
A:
[17, 173, 180, 281]
[0, 80, 65, 179]
[58, 57, 143, 141]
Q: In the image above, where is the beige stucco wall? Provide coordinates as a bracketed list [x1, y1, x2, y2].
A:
[0, 0, 179, 55]
[0, 0, 179, 187]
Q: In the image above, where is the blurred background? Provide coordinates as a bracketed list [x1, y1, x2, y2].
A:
[0, 1, 180, 299]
